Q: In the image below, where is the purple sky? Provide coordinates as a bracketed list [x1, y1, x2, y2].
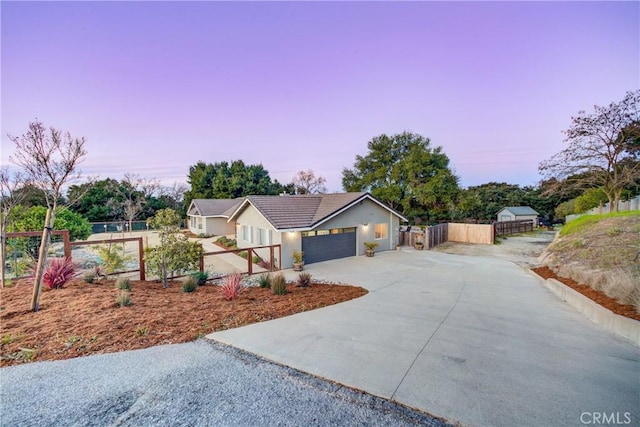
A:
[2, 1, 638, 193]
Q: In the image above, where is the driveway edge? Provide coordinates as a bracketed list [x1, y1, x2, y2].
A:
[528, 270, 640, 346]
[207, 341, 459, 427]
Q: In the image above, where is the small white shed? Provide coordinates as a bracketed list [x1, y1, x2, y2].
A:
[496, 206, 539, 225]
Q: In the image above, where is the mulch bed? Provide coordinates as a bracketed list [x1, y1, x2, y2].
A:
[0, 279, 367, 366]
[532, 266, 640, 321]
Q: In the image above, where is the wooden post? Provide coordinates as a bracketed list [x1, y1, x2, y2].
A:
[278, 245, 282, 271]
[247, 248, 253, 275]
[269, 246, 274, 272]
[62, 230, 71, 259]
[30, 208, 53, 312]
[138, 237, 145, 281]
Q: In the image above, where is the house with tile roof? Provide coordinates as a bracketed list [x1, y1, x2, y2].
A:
[186, 198, 243, 236]
[496, 206, 539, 226]
[188, 192, 407, 268]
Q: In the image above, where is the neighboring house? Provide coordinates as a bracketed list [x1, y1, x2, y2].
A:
[186, 199, 242, 236]
[228, 192, 408, 268]
[496, 206, 539, 226]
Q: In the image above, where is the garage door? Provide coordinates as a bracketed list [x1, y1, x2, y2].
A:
[301, 227, 356, 264]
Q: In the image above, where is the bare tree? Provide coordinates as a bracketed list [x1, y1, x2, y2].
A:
[292, 169, 327, 194]
[539, 90, 640, 211]
[118, 173, 160, 233]
[8, 120, 87, 311]
[0, 167, 30, 288]
[160, 181, 188, 212]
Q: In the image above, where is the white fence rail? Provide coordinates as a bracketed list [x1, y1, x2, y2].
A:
[566, 195, 640, 222]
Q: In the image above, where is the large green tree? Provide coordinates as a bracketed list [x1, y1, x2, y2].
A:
[342, 132, 459, 220]
[539, 90, 640, 211]
[452, 182, 566, 222]
[9, 205, 92, 242]
[67, 177, 179, 223]
[453, 182, 526, 220]
[67, 178, 122, 222]
[184, 160, 285, 208]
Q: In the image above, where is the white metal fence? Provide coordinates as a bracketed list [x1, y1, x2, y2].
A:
[566, 195, 640, 222]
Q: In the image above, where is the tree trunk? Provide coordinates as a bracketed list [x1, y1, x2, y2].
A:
[1, 223, 6, 288]
[161, 248, 168, 288]
[30, 208, 55, 312]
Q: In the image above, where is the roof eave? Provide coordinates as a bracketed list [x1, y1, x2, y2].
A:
[311, 192, 408, 228]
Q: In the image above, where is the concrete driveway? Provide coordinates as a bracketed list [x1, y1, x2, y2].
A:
[209, 249, 640, 427]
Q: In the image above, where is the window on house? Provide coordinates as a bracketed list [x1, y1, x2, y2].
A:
[257, 228, 270, 245]
[197, 217, 202, 230]
[242, 225, 249, 241]
[375, 223, 387, 239]
[190, 217, 195, 228]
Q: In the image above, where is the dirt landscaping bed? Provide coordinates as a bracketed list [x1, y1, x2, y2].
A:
[0, 279, 367, 367]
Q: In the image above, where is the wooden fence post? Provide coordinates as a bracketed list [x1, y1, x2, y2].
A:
[62, 230, 71, 259]
[138, 237, 145, 281]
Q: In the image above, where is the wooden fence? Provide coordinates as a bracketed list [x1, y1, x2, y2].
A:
[448, 223, 494, 244]
[399, 222, 492, 249]
[494, 220, 534, 236]
[200, 244, 282, 277]
[5, 230, 71, 258]
[70, 237, 146, 280]
[426, 223, 449, 249]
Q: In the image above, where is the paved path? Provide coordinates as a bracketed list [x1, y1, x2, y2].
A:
[209, 249, 640, 427]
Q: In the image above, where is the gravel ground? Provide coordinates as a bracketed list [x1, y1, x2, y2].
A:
[0, 340, 452, 427]
[431, 230, 557, 267]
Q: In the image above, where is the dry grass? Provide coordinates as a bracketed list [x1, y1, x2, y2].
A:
[540, 213, 640, 311]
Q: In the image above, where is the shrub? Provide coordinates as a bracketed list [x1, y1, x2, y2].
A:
[115, 290, 132, 307]
[257, 273, 271, 288]
[191, 271, 209, 286]
[219, 272, 243, 301]
[364, 241, 379, 251]
[181, 276, 198, 293]
[297, 272, 311, 287]
[116, 277, 131, 290]
[94, 243, 131, 276]
[83, 272, 95, 284]
[145, 233, 203, 287]
[216, 236, 237, 248]
[271, 273, 287, 295]
[292, 251, 303, 264]
[42, 257, 77, 289]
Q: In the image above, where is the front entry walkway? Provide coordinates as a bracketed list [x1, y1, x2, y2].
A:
[208, 250, 640, 427]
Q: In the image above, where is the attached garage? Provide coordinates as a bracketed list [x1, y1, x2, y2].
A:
[301, 228, 356, 264]
[228, 192, 408, 269]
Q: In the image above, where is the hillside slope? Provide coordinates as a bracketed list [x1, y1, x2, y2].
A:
[539, 212, 640, 311]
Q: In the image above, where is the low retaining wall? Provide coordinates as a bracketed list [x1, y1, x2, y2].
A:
[532, 272, 639, 346]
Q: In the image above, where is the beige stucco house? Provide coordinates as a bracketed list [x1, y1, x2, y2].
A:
[186, 199, 242, 236]
[189, 192, 407, 268]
